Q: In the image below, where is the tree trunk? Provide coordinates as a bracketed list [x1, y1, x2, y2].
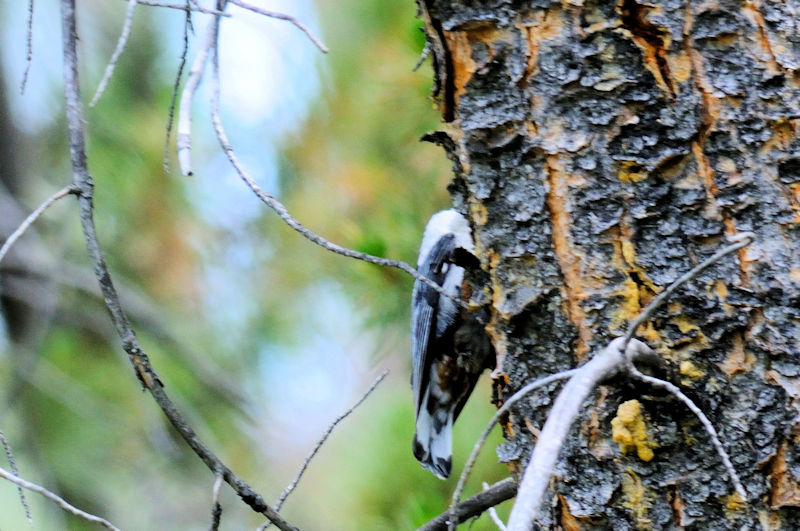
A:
[419, 0, 800, 528]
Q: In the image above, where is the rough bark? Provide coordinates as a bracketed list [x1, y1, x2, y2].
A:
[419, 0, 800, 528]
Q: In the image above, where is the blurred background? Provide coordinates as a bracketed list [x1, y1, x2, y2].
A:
[0, 0, 508, 528]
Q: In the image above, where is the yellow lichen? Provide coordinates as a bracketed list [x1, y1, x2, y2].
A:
[680, 360, 706, 379]
[620, 469, 654, 529]
[724, 491, 747, 512]
[612, 400, 656, 462]
[618, 161, 648, 183]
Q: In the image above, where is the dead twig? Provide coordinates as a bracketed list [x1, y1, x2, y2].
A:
[59, 1, 294, 528]
[622, 232, 756, 351]
[258, 370, 389, 530]
[89, 0, 138, 107]
[207, 32, 463, 305]
[209, 473, 223, 531]
[449, 369, 578, 530]
[227, 0, 327, 53]
[629, 367, 747, 499]
[177, 14, 219, 176]
[0, 185, 74, 266]
[163, 0, 193, 172]
[20, 0, 35, 93]
[418, 478, 517, 531]
[0, 427, 32, 525]
[507, 234, 756, 530]
[0, 465, 120, 531]
[128, 0, 229, 15]
[506, 339, 655, 531]
[483, 482, 508, 531]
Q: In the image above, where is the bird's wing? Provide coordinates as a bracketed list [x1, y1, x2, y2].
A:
[411, 233, 456, 416]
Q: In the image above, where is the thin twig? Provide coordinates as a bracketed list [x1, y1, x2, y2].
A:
[0, 427, 32, 525]
[418, 478, 517, 531]
[177, 16, 219, 176]
[207, 41, 463, 305]
[276, 371, 388, 509]
[127, 0, 230, 15]
[209, 473, 223, 531]
[449, 369, 578, 530]
[483, 482, 508, 531]
[163, 0, 193, 172]
[506, 339, 655, 531]
[616, 232, 756, 502]
[622, 232, 756, 351]
[227, 0, 327, 53]
[0, 185, 74, 266]
[413, 42, 430, 72]
[59, 2, 294, 529]
[0, 465, 120, 531]
[89, 0, 138, 107]
[20, 0, 35, 93]
[629, 367, 747, 500]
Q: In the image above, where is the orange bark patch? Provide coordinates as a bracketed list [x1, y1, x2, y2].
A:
[558, 495, 582, 531]
[789, 183, 800, 224]
[520, 8, 564, 80]
[767, 441, 800, 508]
[443, 24, 511, 104]
[742, 0, 783, 75]
[545, 155, 592, 358]
[718, 332, 755, 377]
[667, 484, 685, 529]
[619, 0, 676, 97]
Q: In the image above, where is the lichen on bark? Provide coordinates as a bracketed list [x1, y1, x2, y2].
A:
[419, 0, 800, 528]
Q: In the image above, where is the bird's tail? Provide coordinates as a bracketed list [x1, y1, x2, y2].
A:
[412, 405, 454, 479]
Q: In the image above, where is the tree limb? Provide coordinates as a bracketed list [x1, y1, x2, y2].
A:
[506, 339, 654, 530]
[59, 1, 294, 529]
[418, 478, 517, 531]
[449, 369, 579, 528]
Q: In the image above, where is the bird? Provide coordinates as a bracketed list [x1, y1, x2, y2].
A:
[411, 209, 493, 479]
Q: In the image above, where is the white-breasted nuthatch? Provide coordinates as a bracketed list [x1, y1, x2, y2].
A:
[411, 209, 493, 478]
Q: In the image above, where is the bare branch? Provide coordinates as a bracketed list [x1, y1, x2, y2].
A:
[622, 232, 755, 351]
[209, 473, 223, 531]
[20, 0, 35, 93]
[0, 185, 74, 266]
[628, 367, 747, 500]
[483, 482, 508, 531]
[266, 370, 389, 524]
[0, 465, 120, 531]
[129, 0, 230, 16]
[506, 338, 655, 531]
[418, 478, 517, 531]
[207, 38, 464, 306]
[89, 0, 138, 107]
[177, 17, 219, 176]
[227, 0, 328, 53]
[59, 2, 294, 529]
[449, 369, 578, 529]
[163, 0, 193, 172]
[0, 427, 32, 525]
